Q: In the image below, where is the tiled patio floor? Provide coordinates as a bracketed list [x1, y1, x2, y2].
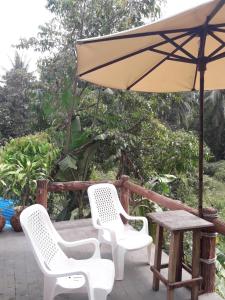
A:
[0, 218, 222, 300]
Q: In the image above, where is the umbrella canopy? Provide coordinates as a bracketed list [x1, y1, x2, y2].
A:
[77, 0, 225, 92]
[77, 0, 225, 215]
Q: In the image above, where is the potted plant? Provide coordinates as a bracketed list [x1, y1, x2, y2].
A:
[0, 209, 6, 232]
[10, 206, 23, 232]
[0, 133, 59, 232]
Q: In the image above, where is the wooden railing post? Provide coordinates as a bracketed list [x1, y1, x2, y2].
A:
[36, 180, 49, 208]
[201, 207, 218, 293]
[120, 175, 130, 224]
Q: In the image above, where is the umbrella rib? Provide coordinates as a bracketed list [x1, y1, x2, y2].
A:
[148, 48, 194, 64]
[77, 27, 199, 45]
[208, 30, 225, 46]
[207, 31, 225, 59]
[209, 23, 225, 29]
[77, 24, 225, 45]
[205, 0, 225, 24]
[213, 27, 225, 33]
[160, 33, 196, 60]
[127, 33, 196, 91]
[192, 35, 203, 92]
[78, 31, 193, 77]
[208, 50, 225, 62]
[167, 57, 194, 63]
[208, 43, 225, 59]
[192, 66, 198, 91]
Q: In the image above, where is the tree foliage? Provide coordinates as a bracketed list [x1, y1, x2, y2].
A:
[154, 90, 225, 160]
[0, 52, 35, 140]
[18, 0, 163, 90]
[17, 0, 165, 172]
[153, 92, 199, 130]
[204, 90, 225, 160]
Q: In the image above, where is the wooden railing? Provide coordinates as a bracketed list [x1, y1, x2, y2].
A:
[36, 175, 222, 294]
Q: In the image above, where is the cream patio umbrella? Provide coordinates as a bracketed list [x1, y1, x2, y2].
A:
[76, 0, 225, 216]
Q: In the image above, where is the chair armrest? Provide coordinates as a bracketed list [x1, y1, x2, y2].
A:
[94, 223, 117, 243]
[45, 268, 90, 280]
[121, 211, 149, 234]
[58, 238, 100, 258]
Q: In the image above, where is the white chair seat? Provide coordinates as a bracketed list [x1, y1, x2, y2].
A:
[60, 258, 115, 291]
[57, 274, 86, 290]
[102, 227, 152, 250]
[57, 258, 114, 291]
[117, 230, 153, 250]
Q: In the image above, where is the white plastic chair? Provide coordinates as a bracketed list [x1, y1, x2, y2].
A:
[87, 183, 153, 280]
[20, 204, 115, 300]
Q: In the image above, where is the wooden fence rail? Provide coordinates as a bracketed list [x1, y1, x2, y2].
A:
[36, 175, 223, 294]
[125, 180, 225, 236]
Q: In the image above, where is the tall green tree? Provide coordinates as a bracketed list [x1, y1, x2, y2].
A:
[0, 52, 35, 139]
[17, 0, 165, 167]
[18, 0, 164, 153]
[152, 92, 198, 130]
[0, 86, 9, 144]
[204, 90, 225, 160]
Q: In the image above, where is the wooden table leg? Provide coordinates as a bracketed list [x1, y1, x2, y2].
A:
[152, 225, 163, 291]
[191, 230, 201, 300]
[167, 231, 181, 300]
[176, 232, 183, 282]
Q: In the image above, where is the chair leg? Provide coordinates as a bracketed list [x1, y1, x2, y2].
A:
[112, 246, 126, 280]
[147, 244, 152, 265]
[94, 289, 108, 300]
[98, 230, 105, 246]
[43, 277, 56, 300]
[87, 287, 95, 300]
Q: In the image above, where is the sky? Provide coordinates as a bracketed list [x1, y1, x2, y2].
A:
[0, 0, 51, 78]
[0, 0, 209, 78]
[163, 0, 210, 16]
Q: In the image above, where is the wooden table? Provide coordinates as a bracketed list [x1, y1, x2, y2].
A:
[148, 210, 213, 300]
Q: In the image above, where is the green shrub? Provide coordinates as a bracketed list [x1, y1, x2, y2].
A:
[141, 120, 209, 176]
[204, 160, 225, 180]
[203, 175, 225, 219]
[215, 169, 225, 182]
[0, 132, 59, 205]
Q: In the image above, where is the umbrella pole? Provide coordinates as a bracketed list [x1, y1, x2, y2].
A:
[198, 24, 207, 218]
[198, 0, 224, 218]
[198, 69, 204, 217]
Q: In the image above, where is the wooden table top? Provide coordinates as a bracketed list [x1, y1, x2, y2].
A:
[148, 210, 213, 231]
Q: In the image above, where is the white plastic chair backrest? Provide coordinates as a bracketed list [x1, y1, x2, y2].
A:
[20, 204, 68, 272]
[88, 183, 124, 231]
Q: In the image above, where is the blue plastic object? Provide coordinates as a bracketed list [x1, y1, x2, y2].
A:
[0, 198, 15, 230]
